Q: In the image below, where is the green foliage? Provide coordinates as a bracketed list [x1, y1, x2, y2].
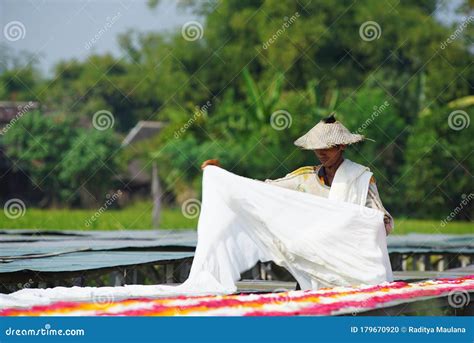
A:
[337, 85, 406, 212]
[1, 0, 472, 221]
[59, 129, 122, 203]
[0, 203, 198, 230]
[3, 111, 78, 205]
[44, 55, 136, 132]
[3, 111, 122, 207]
[403, 106, 473, 219]
[0, 46, 41, 101]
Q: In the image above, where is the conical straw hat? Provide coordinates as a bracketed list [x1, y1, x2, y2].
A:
[294, 115, 368, 150]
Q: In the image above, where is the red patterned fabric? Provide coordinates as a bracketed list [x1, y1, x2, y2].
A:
[1, 275, 472, 316]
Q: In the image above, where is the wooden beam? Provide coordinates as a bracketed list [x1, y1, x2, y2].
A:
[151, 161, 161, 229]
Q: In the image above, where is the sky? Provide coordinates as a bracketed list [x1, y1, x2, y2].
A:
[0, 0, 199, 75]
[0, 0, 466, 76]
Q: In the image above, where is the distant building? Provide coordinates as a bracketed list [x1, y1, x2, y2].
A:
[122, 121, 165, 228]
[121, 121, 165, 188]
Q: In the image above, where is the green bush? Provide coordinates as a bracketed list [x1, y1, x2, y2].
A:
[3, 111, 122, 207]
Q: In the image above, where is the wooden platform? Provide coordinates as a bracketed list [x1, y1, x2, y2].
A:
[0, 229, 196, 257]
[0, 230, 197, 292]
[1, 251, 194, 273]
[1, 229, 473, 293]
[3, 230, 473, 256]
[3, 230, 473, 261]
[236, 265, 474, 293]
[388, 234, 474, 250]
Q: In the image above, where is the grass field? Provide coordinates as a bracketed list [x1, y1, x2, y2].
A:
[1, 202, 198, 231]
[1, 201, 472, 234]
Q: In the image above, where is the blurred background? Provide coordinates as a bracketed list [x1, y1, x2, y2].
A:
[0, 0, 472, 233]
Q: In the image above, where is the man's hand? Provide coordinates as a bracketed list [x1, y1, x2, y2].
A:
[201, 159, 221, 170]
[383, 216, 392, 236]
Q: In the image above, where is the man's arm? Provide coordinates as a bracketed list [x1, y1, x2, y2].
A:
[263, 174, 298, 190]
[365, 177, 394, 235]
[263, 167, 316, 192]
[201, 160, 300, 191]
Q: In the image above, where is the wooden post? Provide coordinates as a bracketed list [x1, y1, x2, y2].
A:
[437, 256, 447, 271]
[414, 254, 429, 271]
[152, 161, 161, 229]
[402, 254, 408, 271]
[73, 276, 85, 287]
[177, 260, 192, 282]
[260, 262, 268, 280]
[110, 271, 124, 286]
[459, 255, 470, 267]
[165, 264, 174, 283]
[390, 253, 403, 271]
[124, 267, 138, 284]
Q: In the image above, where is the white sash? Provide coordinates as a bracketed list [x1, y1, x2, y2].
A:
[328, 159, 373, 205]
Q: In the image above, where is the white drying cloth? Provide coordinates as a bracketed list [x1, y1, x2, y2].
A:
[0, 166, 392, 308]
[328, 159, 372, 205]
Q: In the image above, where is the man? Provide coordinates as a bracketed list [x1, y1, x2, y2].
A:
[202, 115, 394, 235]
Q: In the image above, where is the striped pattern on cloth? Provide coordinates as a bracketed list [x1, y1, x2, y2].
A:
[2, 275, 472, 316]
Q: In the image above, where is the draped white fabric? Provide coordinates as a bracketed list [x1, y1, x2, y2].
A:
[0, 166, 392, 308]
[328, 159, 372, 205]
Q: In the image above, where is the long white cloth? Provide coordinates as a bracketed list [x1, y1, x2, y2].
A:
[0, 166, 392, 308]
[328, 159, 372, 205]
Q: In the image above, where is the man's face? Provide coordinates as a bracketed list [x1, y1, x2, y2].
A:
[314, 146, 345, 167]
